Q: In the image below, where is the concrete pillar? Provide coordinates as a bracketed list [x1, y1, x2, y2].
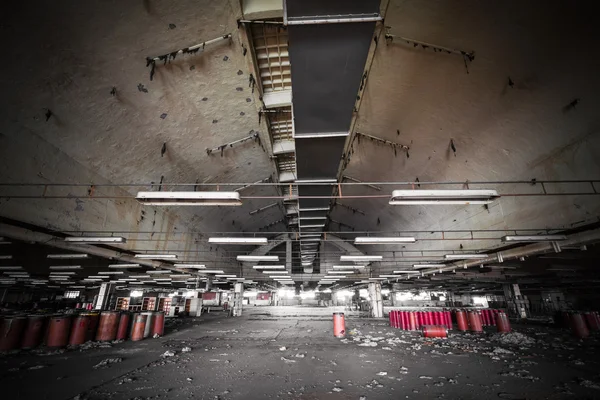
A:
[286, 237, 292, 272]
[94, 283, 113, 310]
[503, 283, 529, 319]
[232, 282, 244, 317]
[1, 287, 7, 302]
[368, 282, 383, 318]
[205, 277, 212, 291]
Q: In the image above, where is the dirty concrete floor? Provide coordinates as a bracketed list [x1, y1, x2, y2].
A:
[1, 307, 600, 400]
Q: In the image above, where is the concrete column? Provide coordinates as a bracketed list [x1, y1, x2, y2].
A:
[368, 282, 383, 318]
[232, 282, 244, 317]
[503, 283, 529, 318]
[94, 283, 113, 310]
[205, 277, 212, 291]
[286, 236, 292, 272]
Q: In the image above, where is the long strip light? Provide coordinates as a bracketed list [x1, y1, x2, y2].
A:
[50, 272, 76, 275]
[326, 275, 346, 279]
[47, 254, 89, 259]
[0, 255, 13, 260]
[379, 275, 400, 278]
[333, 265, 365, 269]
[368, 277, 386, 280]
[215, 274, 237, 278]
[300, 224, 325, 228]
[0, 266, 23, 270]
[109, 263, 141, 268]
[174, 264, 205, 268]
[147, 270, 171, 274]
[130, 275, 151, 278]
[97, 271, 124, 275]
[269, 275, 290, 279]
[340, 255, 382, 262]
[328, 270, 353, 274]
[393, 271, 421, 274]
[252, 265, 285, 269]
[263, 270, 287, 274]
[83, 278, 102, 282]
[354, 237, 416, 244]
[389, 189, 499, 205]
[135, 254, 177, 259]
[501, 235, 568, 242]
[49, 265, 82, 270]
[208, 237, 267, 245]
[170, 274, 191, 278]
[197, 270, 225, 274]
[237, 255, 278, 262]
[64, 236, 126, 244]
[136, 191, 242, 206]
[444, 254, 488, 260]
[413, 264, 445, 268]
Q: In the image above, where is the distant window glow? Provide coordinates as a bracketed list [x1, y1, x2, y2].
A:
[300, 291, 315, 299]
[130, 290, 143, 297]
[63, 291, 80, 299]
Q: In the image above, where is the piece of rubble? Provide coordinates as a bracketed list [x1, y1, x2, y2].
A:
[281, 357, 296, 363]
[182, 347, 192, 353]
[332, 387, 343, 392]
[295, 353, 305, 358]
[419, 376, 433, 380]
[279, 346, 287, 351]
[93, 358, 123, 369]
[161, 351, 176, 358]
[376, 372, 387, 376]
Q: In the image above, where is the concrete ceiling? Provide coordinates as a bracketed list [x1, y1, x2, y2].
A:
[0, 0, 599, 293]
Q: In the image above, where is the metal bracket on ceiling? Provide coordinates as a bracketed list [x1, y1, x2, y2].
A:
[249, 202, 279, 215]
[234, 176, 272, 192]
[145, 34, 232, 81]
[384, 27, 475, 74]
[206, 131, 261, 156]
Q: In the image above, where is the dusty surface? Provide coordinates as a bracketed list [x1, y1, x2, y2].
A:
[1, 307, 600, 400]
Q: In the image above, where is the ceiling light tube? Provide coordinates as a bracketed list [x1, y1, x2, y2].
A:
[501, 235, 568, 242]
[47, 254, 89, 259]
[237, 255, 279, 262]
[147, 270, 171, 274]
[354, 237, 416, 244]
[64, 236, 126, 244]
[208, 237, 267, 245]
[154, 278, 172, 281]
[0, 266, 23, 270]
[108, 263, 141, 268]
[253, 265, 285, 269]
[389, 189, 499, 205]
[83, 278, 102, 281]
[413, 264, 445, 268]
[49, 266, 82, 270]
[379, 275, 400, 278]
[215, 274, 237, 278]
[0, 255, 13, 260]
[134, 254, 177, 259]
[50, 272, 76, 275]
[301, 238, 322, 242]
[333, 265, 364, 269]
[368, 277, 386, 280]
[326, 275, 346, 279]
[136, 191, 242, 206]
[269, 275, 290, 278]
[174, 264, 205, 268]
[263, 270, 287, 274]
[340, 255, 382, 262]
[197, 270, 225, 274]
[97, 271, 124, 275]
[170, 274, 191, 278]
[393, 271, 421, 274]
[444, 254, 488, 260]
[328, 270, 353, 274]
[298, 207, 329, 212]
[300, 224, 325, 228]
[298, 216, 327, 220]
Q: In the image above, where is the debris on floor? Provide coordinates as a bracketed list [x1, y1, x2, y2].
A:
[281, 357, 296, 363]
[493, 332, 536, 346]
[93, 358, 123, 369]
[182, 347, 192, 353]
[161, 351, 176, 357]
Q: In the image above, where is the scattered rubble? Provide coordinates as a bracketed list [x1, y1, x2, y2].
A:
[332, 387, 343, 392]
[281, 357, 296, 363]
[493, 332, 536, 346]
[376, 372, 387, 376]
[161, 351, 176, 357]
[182, 347, 192, 353]
[93, 358, 123, 369]
[28, 365, 45, 370]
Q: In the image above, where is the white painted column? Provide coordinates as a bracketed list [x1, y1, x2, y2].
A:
[94, 283, 113, 310]
[232, 282, 244, 317]
[368, 282, 383, 318]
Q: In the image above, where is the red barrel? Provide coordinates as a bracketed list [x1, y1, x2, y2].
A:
[455, 310, 468, 331]
[492, 309, 499, 326]
[467, 311, 483, 333]
[392, 310, 399, 328]
[152, 312, 165, 337]
[400, 311, 406, 330]
[445, 311, 453, 330]
[482, 310, 489, 326]
[584, 312, 600, 331]
[417, 312, 424, 329]
[333, 312, 345, 338]
[21, 315, 47, 349]
[426, 311, 432, 326]
[570, 313, 589, 339]
[96, 311, 119, 341]
[0, 316, 27, 351]
[422, 325, 448, 338]
[85, 313, 100, 341]
[46, 315, 72, 347]
[496, 312, 511, 333]
[142, 312, 156, 338]
[131, 314, 147, 341]
[116, 313, 130, 340]
[408, 312, 417, 331]
[69, 315, 91, 345]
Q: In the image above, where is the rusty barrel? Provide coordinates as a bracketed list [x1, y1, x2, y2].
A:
[584, 312, 600, 331]
[333, 312, 346, 338]
[422, 325, 448, 338]
[455, 310, 468, 331]
[467, 310, 483, 332]
[570, 313, 589, 339]
[46, 315, 72, 348]
[131, 313, 147, 341]
[0, 316, 27, 351]
[21, 315, 47, 349]
[445, 311, 453, 330]
[496, 311, 511, 333]
[389, 310, 397, 328]
[152, 311, 165, 337]
[96, 311, 119, 341]
[142, 312, 156, 338]
[85, 312, 100, 341]
[116, 312, 130, 340]
[69, 314, 91, 346]
[407, 311, 416, 331]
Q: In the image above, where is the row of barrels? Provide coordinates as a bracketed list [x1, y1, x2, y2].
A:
[556, 311, 600, 339]
[389, 309, 511, 334]
[0, 311, 164, 352]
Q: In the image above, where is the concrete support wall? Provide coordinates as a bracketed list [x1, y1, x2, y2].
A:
[368, 282, 383, 318]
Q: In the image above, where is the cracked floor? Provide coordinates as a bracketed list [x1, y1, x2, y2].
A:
[1, 307, 600, 400]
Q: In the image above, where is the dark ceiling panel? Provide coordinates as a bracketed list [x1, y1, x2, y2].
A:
[286, 0, 380, 19]
[298, 184, 332, 210]
[288, 22, 375, 135]
[295, 136, 347, 179]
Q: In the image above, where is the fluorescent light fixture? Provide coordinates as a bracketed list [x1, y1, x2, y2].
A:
[174, 264, 205, 268]
[300, 224, 325, 228]
[83, 278, 102, 282]
[130, 275, 151, 278]
[0, 266, 22, 270]
[263, 270, 287, 274]
[0, 255, 12, 260]
[301, 238, 322, 242]
[170, 274, 191, 278]
[97, 271, 124, 275]
[109, 263, 141, 268]
[295, 179, 337, 183]
[501, 235, 568, 242]
[136, 191, 242, 206]
[50, 272, 76, 275]
[49, 265, 82, 270]
[340, 255, 382, 262]
[197, 270, 225, 274]
[134, 254, 177, 259]
[299, 216, 327, 220]
[147, 270, 171, 274]
[64, 236, 126, 244]
[389, 189, 499, 205]
[253, 265, 285, 269]
[333, 265, 364, 269]
[215, 274, 237, 278]
[393, 271, 421, 274]
[47, 254, 89, 259]
[413, 264, 445, 268]
[326, 276, 347, 279]
[208, 237, 267, 245]
[328, 270, 353, 274]
[368, 277, 386, 280]
[301, 262, 312, 266]
[298, 207, 329, 212]
[444, 254, 488, 260]
[354, 237, 416, 244]
[379, 275, 399, 278]
[129, 282, 143, 285]
[87, 275, 110, 279]
[300, 234, 322, 237]
[269, 275, 290, 278]
[154, 278, 172, 281]
[237, 255, 279, 262]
